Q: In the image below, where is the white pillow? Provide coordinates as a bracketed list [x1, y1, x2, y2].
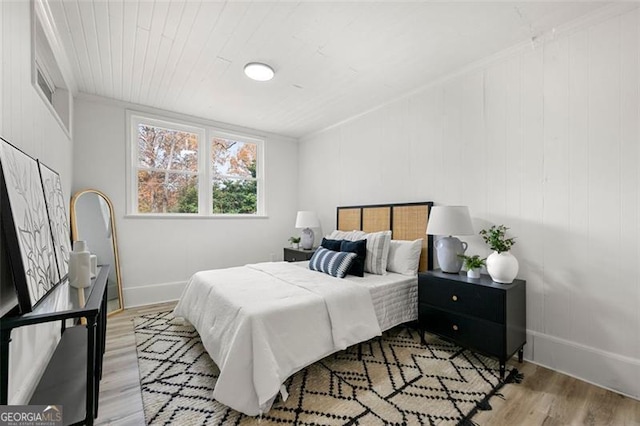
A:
[327, 229, 366, 241]
[361, 230, 392, 275]
[387, 239, 423, 276]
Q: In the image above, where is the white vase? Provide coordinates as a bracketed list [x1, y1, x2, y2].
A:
[69, 240, 91, 288]
[90, 254, 98, 278]
[467, 268, 481, 279]
[486, 251, 519, 284]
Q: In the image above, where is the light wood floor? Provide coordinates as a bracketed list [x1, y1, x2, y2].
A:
[96, 302, 640, 426]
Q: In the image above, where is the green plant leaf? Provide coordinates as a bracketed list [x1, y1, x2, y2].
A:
[480, 224, 516, 253]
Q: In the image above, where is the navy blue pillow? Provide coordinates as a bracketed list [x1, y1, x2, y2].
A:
[321, 238, 343, 252]
[309, 247, 357, 278]
[340, 239, 367, 277]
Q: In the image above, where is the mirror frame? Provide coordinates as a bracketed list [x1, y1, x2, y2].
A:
[70, 189, 124, 317]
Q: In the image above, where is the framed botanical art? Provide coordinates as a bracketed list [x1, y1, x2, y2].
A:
[0, 214, 18, 317]
[39, 161, 71, 280]
[0, 138, 60, 312]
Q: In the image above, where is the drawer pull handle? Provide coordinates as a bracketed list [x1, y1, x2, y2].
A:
[452, 324, 459, 331]
[452, 295, 458, 302]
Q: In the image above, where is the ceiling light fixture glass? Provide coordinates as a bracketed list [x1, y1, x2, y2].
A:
[244, 62, 275, 81]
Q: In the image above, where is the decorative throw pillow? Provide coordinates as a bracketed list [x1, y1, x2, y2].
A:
[320, 238, 343, 252]
[327, 230, 366, 241]
[387, 239, 423, 276]
[340, 239, 367, 277]
[361, 230, 392, 275]
[308, 247, 357, 278]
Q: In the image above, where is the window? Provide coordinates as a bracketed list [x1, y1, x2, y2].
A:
[136, 122, 201, 214]
[36, 66, 54, 103]
[33, 1, 72, 134]
[128, 113, 264, 216]
[211, 135, 259, 214]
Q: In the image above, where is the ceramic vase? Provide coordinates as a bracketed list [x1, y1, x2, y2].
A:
[486, 251, 519, 284]
[434, 237, 468, 273]
[467, 268, 481, 279]
[69, 240, 91, 288]
[90, 254, 98, 278]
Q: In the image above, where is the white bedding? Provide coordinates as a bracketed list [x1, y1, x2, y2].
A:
[290, 261, 418, 331]
[173, 261, 381, 416]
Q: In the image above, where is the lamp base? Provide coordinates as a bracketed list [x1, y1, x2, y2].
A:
[301, 228, 314, 250]
[434, 236, 468, 273]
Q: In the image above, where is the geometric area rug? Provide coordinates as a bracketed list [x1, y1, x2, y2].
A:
[134, 311, 522, 426]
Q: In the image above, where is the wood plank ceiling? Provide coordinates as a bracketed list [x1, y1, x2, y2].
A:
[48, 1, 607, 138]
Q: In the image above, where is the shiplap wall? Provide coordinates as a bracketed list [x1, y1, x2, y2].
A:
[1, 1, 74, 403]
[299, 7, 639, 398]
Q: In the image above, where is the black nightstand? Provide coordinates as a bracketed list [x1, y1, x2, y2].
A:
[418, 270, 526, 379]
[283, 247, 316, 262]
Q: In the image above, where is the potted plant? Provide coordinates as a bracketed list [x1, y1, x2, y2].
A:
[479, 225, 518, 283]
[288, 236, 301, 249]
[458, 254, 485, 279]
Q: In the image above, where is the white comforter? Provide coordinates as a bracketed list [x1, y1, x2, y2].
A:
[173, 261, 381, 416]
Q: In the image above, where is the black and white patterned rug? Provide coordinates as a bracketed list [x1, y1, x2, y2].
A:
[134, 311, 521, 425]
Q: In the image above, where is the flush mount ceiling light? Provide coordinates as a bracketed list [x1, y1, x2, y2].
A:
[244, 62, 274, 81]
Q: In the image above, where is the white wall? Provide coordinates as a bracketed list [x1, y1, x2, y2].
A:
[72, 95, 299, 307]
[1, 1, 74, 404]
[299, 6, 640, 399]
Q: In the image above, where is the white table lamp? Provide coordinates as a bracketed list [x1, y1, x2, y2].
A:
[426, 206, 475, 273]
[295, 211, 320, 250]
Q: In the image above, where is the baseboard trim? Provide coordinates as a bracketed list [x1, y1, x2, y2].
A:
[123, 281, 186, 309]
[524, 329, 640, 400]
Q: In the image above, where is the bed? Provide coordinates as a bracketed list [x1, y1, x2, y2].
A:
[173, 202, 433, 416]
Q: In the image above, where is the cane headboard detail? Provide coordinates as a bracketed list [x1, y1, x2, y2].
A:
[336, 202, 434, 272]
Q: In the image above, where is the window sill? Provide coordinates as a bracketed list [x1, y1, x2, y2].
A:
[124, 214, 269, 220]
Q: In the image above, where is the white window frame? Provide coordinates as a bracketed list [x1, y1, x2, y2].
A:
[126, 111, 265, 217]
[209, 129, 265, 216]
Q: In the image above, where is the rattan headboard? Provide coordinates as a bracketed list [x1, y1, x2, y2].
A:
[336, 202, 434, 272]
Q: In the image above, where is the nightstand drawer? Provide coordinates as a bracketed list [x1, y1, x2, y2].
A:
[419, 305, 504, 357]
[419, 276, 504, 323]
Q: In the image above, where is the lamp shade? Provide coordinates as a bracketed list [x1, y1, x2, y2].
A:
[295, 211, 320, 229]
[426, 206, 474, 236]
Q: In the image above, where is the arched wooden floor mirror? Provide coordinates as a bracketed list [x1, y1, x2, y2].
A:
[70, 189, 124, 316]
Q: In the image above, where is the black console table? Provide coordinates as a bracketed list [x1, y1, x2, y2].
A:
[0, 265, 110, 426]
[418, 270, 526, 379]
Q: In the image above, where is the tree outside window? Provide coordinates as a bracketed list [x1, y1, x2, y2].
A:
[211, 138, 257, 214]
[136, 124, 199, 214]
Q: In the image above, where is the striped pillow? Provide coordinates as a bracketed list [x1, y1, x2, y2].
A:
[362, 230, 392, 275]
[308, 247, 357, 278]
[328, 230, 366, 241]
